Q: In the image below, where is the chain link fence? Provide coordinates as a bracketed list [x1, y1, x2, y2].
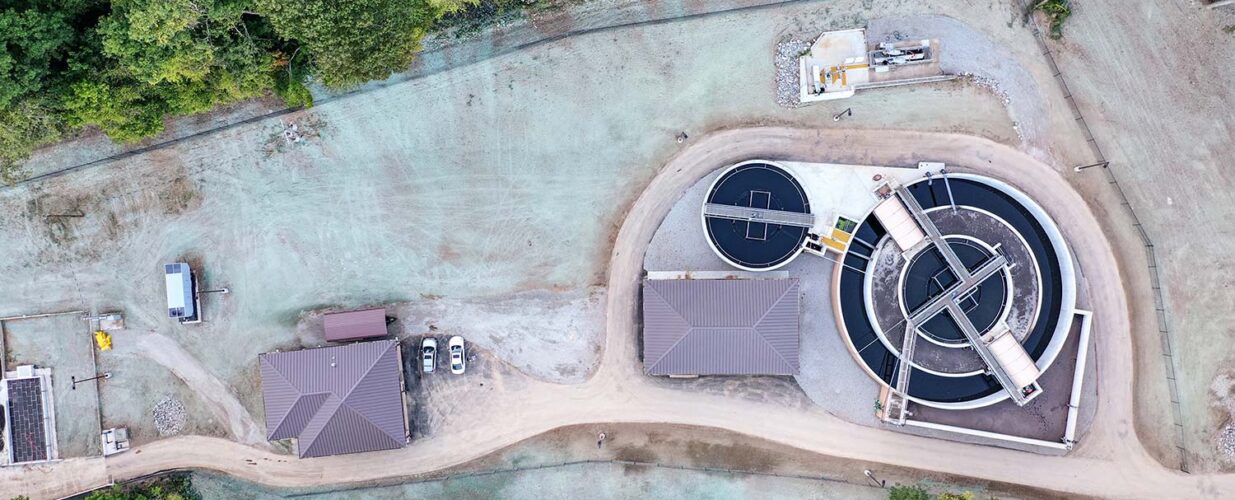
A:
[1015, 0, 1189, 473]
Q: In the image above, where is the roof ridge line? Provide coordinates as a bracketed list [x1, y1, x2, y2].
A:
[269, 392, 330, 439]
[261, 356, 309, 437]
[752, 281, 797, 371]
[338, 340, 397, 401]
[336, 341, 404, 442]
[644, 284, 696, 373]
[304, 402, 403, 457]
[337, 398, 406, 444]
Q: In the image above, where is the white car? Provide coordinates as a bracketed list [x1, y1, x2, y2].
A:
[421, 337, 437, 373]
[448, 336, 466, 374]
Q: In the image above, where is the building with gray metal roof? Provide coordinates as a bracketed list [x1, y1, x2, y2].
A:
[259, 340, 407, 458]
[642, 278, 800, 376]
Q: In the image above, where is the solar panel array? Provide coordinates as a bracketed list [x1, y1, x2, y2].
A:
[6, 378, 48, 463]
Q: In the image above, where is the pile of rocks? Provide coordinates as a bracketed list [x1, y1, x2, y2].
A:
[962, 72, 1012, 106]
[153, 396, 187, 436]
[775, 39, 811, 108]
[1220, 423, 1235, 461]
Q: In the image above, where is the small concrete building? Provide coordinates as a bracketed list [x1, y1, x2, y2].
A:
[642, 278, 800, 376]
[259, 340, 408, 458]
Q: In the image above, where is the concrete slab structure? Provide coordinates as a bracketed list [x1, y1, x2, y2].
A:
[905, 314, 1094, 448]
[657, 156, 1086, 450]
[798, 28, 947, 103]
[0, 314, 102, 459]
[798, 28, 870, 101]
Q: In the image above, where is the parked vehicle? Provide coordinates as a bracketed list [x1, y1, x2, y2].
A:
[421, 337, 437, 373]
[449, 336, 466, 374]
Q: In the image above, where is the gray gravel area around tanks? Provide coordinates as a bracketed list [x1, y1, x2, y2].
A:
[867, 15, 1047, 157]
[643, 167, 881, 426]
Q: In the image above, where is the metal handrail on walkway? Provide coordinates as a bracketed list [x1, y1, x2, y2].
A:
[703, 203, 816, 227]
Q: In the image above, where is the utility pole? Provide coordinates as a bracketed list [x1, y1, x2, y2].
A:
[833, 107, 853, 122]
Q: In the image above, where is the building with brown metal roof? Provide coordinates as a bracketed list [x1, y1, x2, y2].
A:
[642, 278, 800, 376]
[259, 340, 407, 458]
[323, 308, 389, 342]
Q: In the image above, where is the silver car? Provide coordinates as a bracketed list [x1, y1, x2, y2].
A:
[421, 337, 437, 373]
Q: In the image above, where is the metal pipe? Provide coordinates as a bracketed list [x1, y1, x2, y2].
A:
[71, 372, 111, 390]
[941, 168, 957, 213]
[1073, 161, 1109, 172]
[0, 310, 87, 322]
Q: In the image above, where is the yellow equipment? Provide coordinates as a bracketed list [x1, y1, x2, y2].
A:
[94, 330, 113, 351]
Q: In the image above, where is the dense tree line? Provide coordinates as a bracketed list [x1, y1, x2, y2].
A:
[0, 0, 479, 178]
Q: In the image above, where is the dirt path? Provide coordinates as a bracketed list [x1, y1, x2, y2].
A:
[130, 333, 266, 445]
[2, 128, 1226, 499]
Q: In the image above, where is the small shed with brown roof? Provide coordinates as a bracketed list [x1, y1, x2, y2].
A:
[324, 308, 389, 342]
[259, 340, 407, 458]
[642, 278, 800, 376]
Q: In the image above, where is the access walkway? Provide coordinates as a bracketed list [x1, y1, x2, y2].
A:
[892, 185, 1040, 406]
[703, 203, 816, 228]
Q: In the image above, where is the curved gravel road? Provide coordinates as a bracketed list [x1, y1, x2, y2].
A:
[2, 128, 1216, 499]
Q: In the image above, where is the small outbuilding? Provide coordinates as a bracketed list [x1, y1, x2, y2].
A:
[163, 263, 200, 324]
[259, 340, 408, 458]
[642, 278, 801, 376]
[324, 307, 389, 342]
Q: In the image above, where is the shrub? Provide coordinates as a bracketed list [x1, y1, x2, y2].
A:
[888, 484, 930, 500]
[1029, 0, 1073, 40]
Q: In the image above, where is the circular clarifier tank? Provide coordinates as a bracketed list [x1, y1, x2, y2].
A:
[836, 174, 1076, 409]
[702, 161, 812, 271]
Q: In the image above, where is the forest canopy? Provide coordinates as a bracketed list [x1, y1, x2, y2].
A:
[0, 0, 496, 178]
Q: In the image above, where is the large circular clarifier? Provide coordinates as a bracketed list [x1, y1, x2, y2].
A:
[702, 161, 812, 271]
[836, 174, 1075, 409]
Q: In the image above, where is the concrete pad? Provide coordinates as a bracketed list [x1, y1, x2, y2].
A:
[643, 164, 882, 425]
[1, 314, 101, 458]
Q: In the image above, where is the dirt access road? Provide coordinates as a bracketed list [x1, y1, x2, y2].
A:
[1, 128, 1224, 499]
